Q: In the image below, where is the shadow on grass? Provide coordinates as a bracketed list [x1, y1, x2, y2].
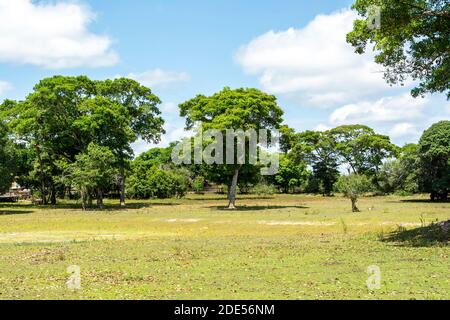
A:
[400, 199, 449, 204]
[0, 210, 33, 216]
[0, 201, 180, 211]
[211, 205, 309, 211]
[186, 196, 275, 201]
[382, 221, 449, 247]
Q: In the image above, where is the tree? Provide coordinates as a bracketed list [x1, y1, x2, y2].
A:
[417, 121, 450, 200]
[273, 155, 309, 193]
[179, 87, 284, 209]
[1, 77, 96, 204]
[94, 78, 165, 206]
[292, 130, 340, 195]
[127, 145, 177, 199]
[378, 144, 419, 194]
[65, 143, 118, 210]
[330, 125, 398, 176]
[1, 76, 165, 206]
[0, 121, 16, 193]
[146, 169, 188, 199]
[335, 174, 373, 212]
[347, 0, 450, 99]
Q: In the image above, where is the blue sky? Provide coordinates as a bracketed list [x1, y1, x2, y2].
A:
[0, 0, 448, 155]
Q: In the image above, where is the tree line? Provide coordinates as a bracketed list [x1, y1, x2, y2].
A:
[0, 77, 449, 211]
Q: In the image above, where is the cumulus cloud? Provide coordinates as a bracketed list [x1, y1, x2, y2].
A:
[235, 9, 395, 107]
[0, 0, 118, 69]
[127, 69, 190, 88]
[0, 81, 12, 95]
[389, 123, 420, 139]
[329, 94, 428, 125]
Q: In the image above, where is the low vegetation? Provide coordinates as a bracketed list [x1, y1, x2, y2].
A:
[0, 194, 448, 300]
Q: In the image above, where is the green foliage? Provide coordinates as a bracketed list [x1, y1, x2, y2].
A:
[0, 76, 164, 205]
[0, 121, 16, 193]
[249, 183, 278, 195]
[146, 169, 188, 199]
[192, 176, 206, 194]
[179, 87, 284, 208]
[273, 155, 309, 193]
[292, 130, 340, 195]
[64, 143, 118, 208]
[335, 174, 373, 212]
[127, 146, 186, 199]
[347, 0, 450, 99]
[378, 144, 420, 195]
[417, 121, 450, 199]
[330, 125, 399, 175]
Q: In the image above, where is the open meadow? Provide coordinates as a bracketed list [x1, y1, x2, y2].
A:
[0, 194, 448, 300]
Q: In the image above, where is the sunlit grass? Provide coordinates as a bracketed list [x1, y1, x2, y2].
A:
[0, 194, 448, 299]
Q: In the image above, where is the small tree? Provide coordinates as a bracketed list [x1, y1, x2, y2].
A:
[192, 176, 205, 194]
[335, 174, 373, 212]
[65, 143, 117, 210]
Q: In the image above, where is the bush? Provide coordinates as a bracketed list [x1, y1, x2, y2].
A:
[250, 183, 278, 195]
[127, 169, 188, 199]
[148, 170, 188, 199]
[192, 176, 205, 194]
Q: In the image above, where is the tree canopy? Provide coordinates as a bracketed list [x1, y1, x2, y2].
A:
[179, 87, 284, 209]
[417, 120, 450, 200]
[347, 0, 450, 99]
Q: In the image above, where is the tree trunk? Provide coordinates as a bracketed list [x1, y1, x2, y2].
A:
[35, 145, 48, 205]
[50, 184, 57, 205]
[351, 197, 360, 213]
[227, 169, 239, 210]
[87, 192, 93, 208]
[97, 188, 104, 209]
[119, 170, 126, 207]
[81, 189, 87, 211]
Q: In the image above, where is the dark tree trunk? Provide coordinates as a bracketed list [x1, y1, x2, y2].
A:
[35, 145, 48, 205]
[97, 188, 104, 209]
[227, 169, 239, 210]
[81, 189, 87, 211]
[351, 197, 360, 213]
[50, 184, 57, 205]
[119, 170, 126, 207]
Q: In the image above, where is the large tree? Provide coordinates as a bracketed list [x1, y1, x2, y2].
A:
[96, 78, 165, 206]
[347, 0, 450, 99]
[1, 76, 164, 205]
[179, 87, 284, 209]
[330, 125, 398, 176]
[417, 120, 450, 200]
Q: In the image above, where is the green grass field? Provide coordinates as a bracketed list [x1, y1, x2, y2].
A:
[0, 194, 448, 300]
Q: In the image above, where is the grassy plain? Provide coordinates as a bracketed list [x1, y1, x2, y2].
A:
[0, 194, 448, 300]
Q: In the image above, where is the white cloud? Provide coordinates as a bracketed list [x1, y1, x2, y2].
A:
[0, 0, 118, 69]
[389, 123, 420, 139]
[0, 81, 12, 95]
[127, 69, 190, 88]
[314, 124, 331, 132]
[329, 94, 428, 125]
[235, 9, 395, 107]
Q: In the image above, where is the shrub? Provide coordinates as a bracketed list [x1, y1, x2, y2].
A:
[192, 176, 205, 194]
[250, 183, 278, 195]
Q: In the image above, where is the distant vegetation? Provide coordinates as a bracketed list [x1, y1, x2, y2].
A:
[0, 76, 449, 210]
